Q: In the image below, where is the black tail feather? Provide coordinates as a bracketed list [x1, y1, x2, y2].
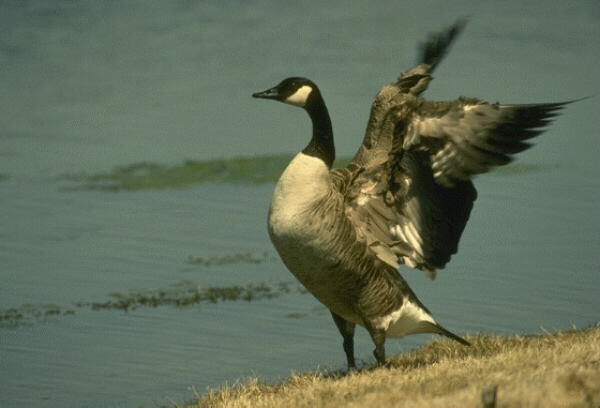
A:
[431, 322, 471, 346]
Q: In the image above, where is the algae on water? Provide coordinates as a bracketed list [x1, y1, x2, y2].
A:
[186, 252, 272, 267]
[0, 280, 303, 328]
[58, 155, 295, 191]
[57, 154, 552, 192]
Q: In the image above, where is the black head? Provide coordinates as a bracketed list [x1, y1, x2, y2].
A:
[253, 77, 334, 167]
[252, 77, 318, 108]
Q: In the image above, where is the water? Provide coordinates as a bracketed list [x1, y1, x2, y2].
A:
[1, 1, 599, 406]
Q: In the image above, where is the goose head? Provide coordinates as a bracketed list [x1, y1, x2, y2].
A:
[252, 77, 318, 108]
[253, 77, 335, 167]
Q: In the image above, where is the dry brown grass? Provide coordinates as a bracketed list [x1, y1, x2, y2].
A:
[191, 324, 600, 408]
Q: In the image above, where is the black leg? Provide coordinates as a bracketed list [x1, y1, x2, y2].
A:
[370, 328, 386, 366]
[330, 311, 356, 370]
[363, 323, 387, 367]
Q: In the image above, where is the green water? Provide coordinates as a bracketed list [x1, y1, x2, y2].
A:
[1, 2, 599, 407]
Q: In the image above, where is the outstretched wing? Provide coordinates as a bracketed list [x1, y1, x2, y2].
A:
[403, 98, 569, 187]
[354, 19, 467, 166]
[340, 96, 569, 278]
[420, 17, 468, 73]
[336, 20, 570, 278]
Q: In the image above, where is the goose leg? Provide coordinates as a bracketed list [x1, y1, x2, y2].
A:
[330, 311, 356, 370]
[364, 323, 387, 366]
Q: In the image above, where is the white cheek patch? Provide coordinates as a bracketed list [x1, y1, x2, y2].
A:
[284, 85, 313, 107]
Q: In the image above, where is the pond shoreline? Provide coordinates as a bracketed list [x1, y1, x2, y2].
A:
[191, 324, 600, 408]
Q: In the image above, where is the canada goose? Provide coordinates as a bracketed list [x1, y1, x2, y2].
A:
[252, 19, 570, 370]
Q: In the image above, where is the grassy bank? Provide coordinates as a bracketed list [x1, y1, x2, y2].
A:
[191, 324, 599, 408]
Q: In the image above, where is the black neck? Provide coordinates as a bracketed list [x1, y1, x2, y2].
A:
[302, 92, 335, 168]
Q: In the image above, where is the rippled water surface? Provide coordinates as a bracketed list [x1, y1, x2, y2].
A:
[1, 1, 599, 407]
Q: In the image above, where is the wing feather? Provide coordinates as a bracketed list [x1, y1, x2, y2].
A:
[335, 19, 572, 278]
[406, 99, 570, 187]
[341, 97, 569, 277]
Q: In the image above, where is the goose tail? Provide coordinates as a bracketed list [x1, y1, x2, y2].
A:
[425, 321, 471, 346]
[384, 298, 470, 346]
